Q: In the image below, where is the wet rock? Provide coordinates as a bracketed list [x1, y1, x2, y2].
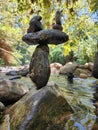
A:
[9, 76, 21, 80]
[6, 70, 18, 76]
[78, 64, 88, 69]
[88, 62, 94, 71]
[79, 73, 88, 78]
[6, 66, 29, 76]
[47, 81, 58, 87]
[60, 62, 78, 74]
[66, 72, 74, 84]
[22, 29, 69, 45]
[0, 114, 10, 130]
[6, 85, 73, 130]
[0, 102, 5, 122]
[29, 44, 50, 89]
[0, 102, 5, 111]
[0, 80, 29, 105]
[74, 68, 92, 77]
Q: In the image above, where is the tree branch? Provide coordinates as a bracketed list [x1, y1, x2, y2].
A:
[0, 47, 22, 65]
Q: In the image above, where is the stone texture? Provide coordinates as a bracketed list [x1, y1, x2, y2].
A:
[0, 102, 5, 123]
[0, 80, 29, 105]
[88, 62, 94, 71]
[59, 62, 78, 74]
[22, 29, 69, 45]
[6, 85, 73, 130]
[74, 68, 92, 77]
[79, 73, 87, 78]
[29, 44, 50, 89]
[0, 115, 10, 130]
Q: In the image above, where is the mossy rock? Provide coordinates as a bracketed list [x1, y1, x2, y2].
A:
[7, 85, 73, 130]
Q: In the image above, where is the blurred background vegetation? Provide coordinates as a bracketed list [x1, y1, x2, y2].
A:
[0, 0, 98, 65]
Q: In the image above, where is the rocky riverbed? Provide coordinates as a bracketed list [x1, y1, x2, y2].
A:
[0, 62, 98, 130]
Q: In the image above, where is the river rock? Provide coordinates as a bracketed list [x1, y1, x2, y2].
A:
[0, 114, 10, 130]
[59, 62, 78, 74]
[0, 80, 29, 105]
[22, 29, 69, 45]
[78, 64, 88, 69]
[79, 73, 88, 78]
[74, 68, 92, 77]
[6, 65, 29, 76]
[29, 44, 50, 89]
[88, 62, 94, 71]
[6, 85, 73, 130]
[0, 102, 5, 111]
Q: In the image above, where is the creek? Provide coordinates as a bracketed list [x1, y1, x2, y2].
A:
[49, 75, 97, 129]
[0, 71, 97, 129]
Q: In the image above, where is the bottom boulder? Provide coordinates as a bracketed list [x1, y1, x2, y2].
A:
[6, 84, 73, 130]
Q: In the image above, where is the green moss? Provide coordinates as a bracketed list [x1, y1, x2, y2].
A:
[26, 92, 73, 130]
[10, 104, 26, 130]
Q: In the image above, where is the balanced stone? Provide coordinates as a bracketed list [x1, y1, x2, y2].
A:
[29, 44, 50, 89]
[22, 15, 69, 89]
[22, 29, 69, 45]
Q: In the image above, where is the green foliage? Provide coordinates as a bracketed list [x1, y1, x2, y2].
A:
[74, 38, 97, 64]
[17, 0, 31, 12]
[0, 0, 98, 65]
[0, 58, 5, 65]
[88, 0, 98, 12]
[49, 45, 66, 64]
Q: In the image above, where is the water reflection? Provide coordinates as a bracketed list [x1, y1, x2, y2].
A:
[66, 72, 74, 84]
[49, 75, 97, 129]
[3, 72, 97, 129]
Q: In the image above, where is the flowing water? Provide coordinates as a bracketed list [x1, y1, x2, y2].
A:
[50, 76, 97, 130]
[0, 71, 97, 129]
[18, 74, 97, 129]
[49, 75, 97, 130]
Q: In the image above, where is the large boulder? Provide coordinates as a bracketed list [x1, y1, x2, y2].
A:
[6, 85, 73, 130]
[60, 62, 78, 74]
[0, 80, 29, 105]
[0, 114, 9, 130]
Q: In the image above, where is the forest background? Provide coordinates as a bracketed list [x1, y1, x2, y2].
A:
[0, 0, 98, 66]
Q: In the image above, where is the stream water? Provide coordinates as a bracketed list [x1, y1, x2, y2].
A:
[1, 71, 97, 129]
[49, 75, 97, 130]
